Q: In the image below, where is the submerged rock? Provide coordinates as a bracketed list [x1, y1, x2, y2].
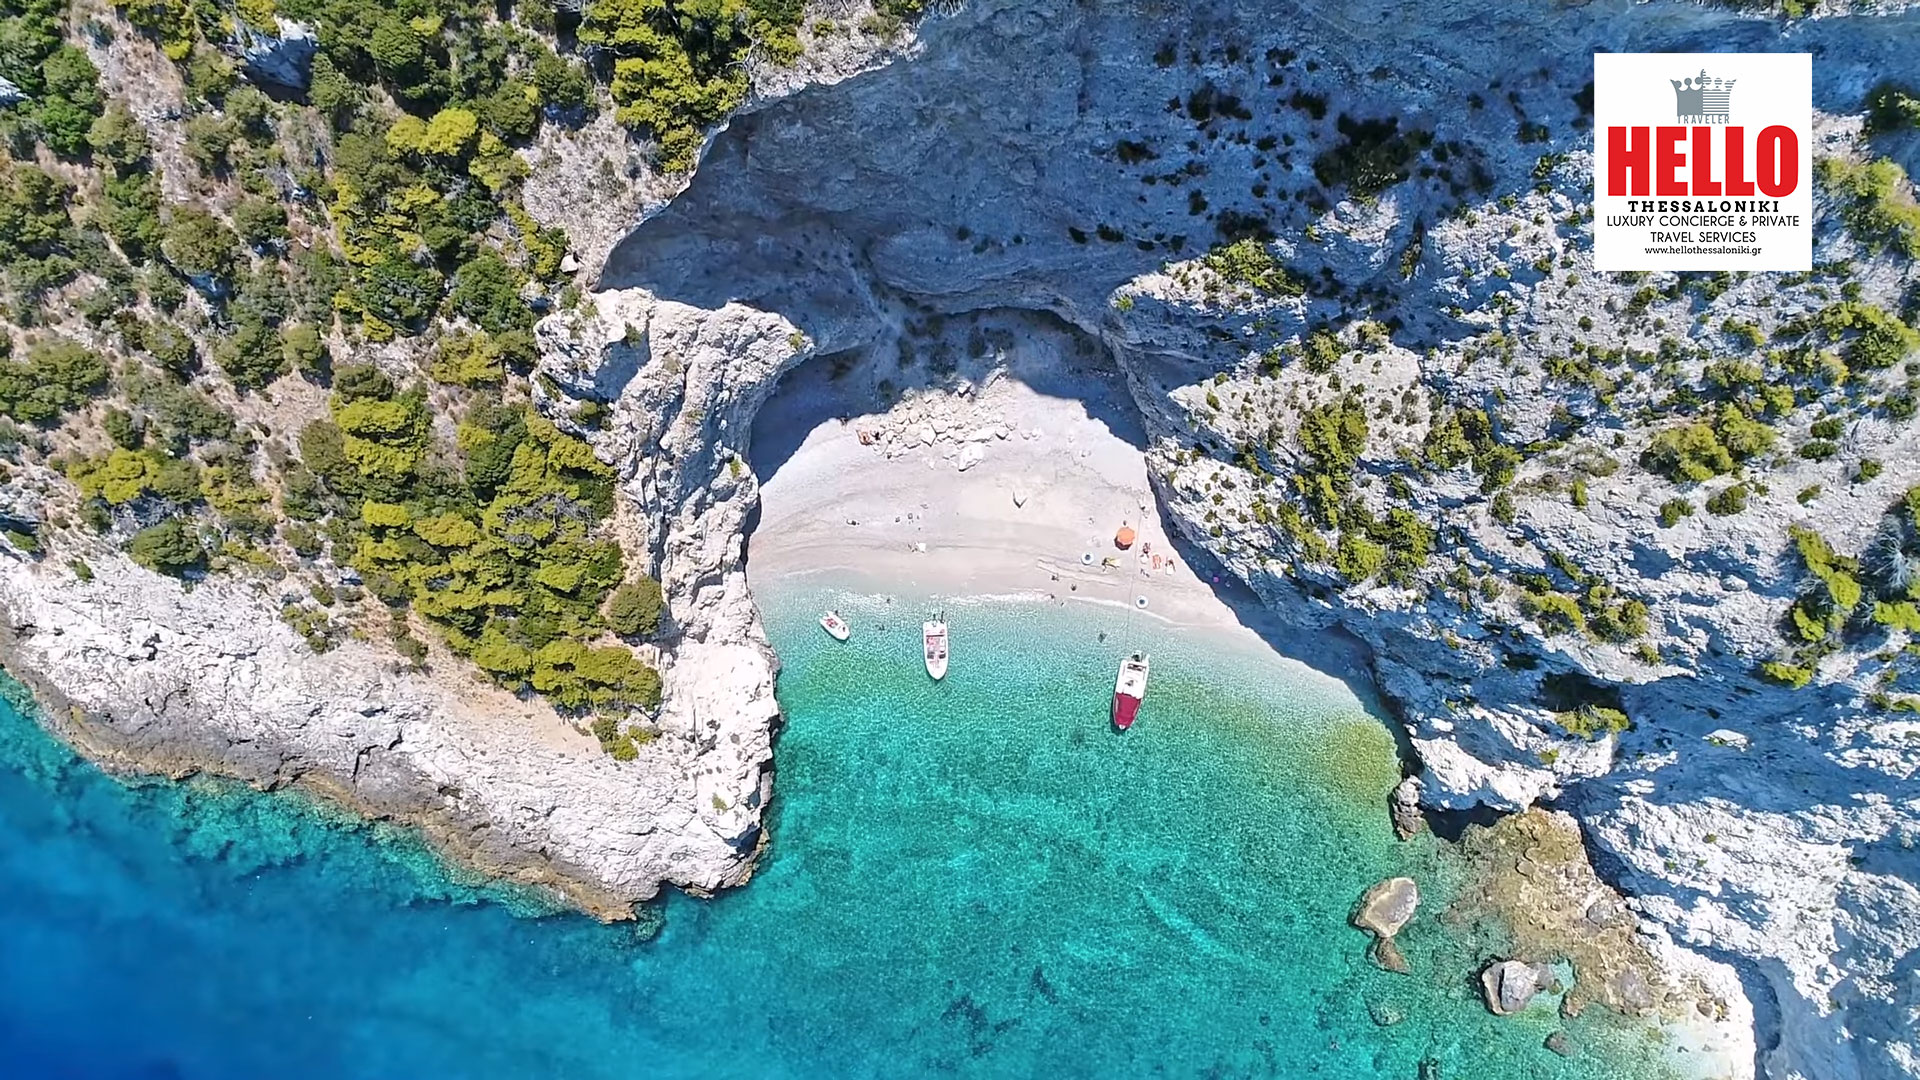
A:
[1451, 811, 1686, 1022]
[1366, 997, 1406, 1027]
[1544, 1031, 1575, 1058]
[1369, 937, 1411, 975]
[1351, 876, 1420, 939]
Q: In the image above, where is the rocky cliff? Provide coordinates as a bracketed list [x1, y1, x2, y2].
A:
[544, 1, 1920, 1077]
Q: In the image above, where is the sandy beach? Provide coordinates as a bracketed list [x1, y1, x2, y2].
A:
[745, 314, 1324, 666]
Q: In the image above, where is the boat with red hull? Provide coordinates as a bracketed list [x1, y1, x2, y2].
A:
[1112, 652, 1149, 730]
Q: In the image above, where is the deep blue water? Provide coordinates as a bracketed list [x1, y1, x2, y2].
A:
[0, 590, 1696, 1079]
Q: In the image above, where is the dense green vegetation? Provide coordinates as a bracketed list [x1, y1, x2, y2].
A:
[1760, 493, 1920, 688]
[578, 0, 811, 169]
[0, 338, 110, 425]
[287, 367, 663, 710]
[0, 0, 104, 157]
[0, 0, 723, 747]
[1818, 156, 1920, 259]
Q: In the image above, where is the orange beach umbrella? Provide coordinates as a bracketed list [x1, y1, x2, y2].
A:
[1114, 525, 1137, 549]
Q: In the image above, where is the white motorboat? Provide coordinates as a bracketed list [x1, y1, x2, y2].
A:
[923, 616, 949, 680]
[1112, 652, 1149, 730]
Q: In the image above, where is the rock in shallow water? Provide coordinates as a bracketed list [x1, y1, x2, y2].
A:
[1480, 960, 1550, 1016]
[1352, 876, 1420, 939]
[1369, 936, 1412, 975]
[1389, 776, 1424, 841]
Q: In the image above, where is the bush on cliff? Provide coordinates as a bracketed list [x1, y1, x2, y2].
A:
[606, 578, 665, 638]
[128, 518, 206, 576]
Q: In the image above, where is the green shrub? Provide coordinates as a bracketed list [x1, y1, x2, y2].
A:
[87, 103, 151, 170]
[182, 112, 238, 174]
[606, 577, 665, 637]
[1657, 498, 1694, 527]
[1872, 600, 1920, 633]
[1642, 422, 1733, 482]
[128, 518, 206, 576]
[161, 206, 242, 282]
[1759, 660, 1813, 688]
[1555, 704, 1630, 740]
[1200, 237, 1302, 297]
[1866, 82, 1920, 135]
[215, 317, 288, 389]
[1301, 328, 1343, 373]
[531, 49, 591, 110]
[387, 107, 482, 159]
[232, 197, 288, 249]
[1786, 525, 1862, 643]
[1812, 302, 1920, 370]
[448, 253, 530, 333]
[0, 338, 109, 425]
[0, 160, 73, 262]
[281, 323, 327, 377]
[1519, 589, 1586, 635]
[1706, 483, 1749, 516]
[33, 46, 104, 157]
[1589, 597, 1651, 643]
[580, 0, 759, 170]
[1334, 529, 1386, 582]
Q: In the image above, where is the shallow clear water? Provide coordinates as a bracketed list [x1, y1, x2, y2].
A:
[0, 588, 1689, 1079]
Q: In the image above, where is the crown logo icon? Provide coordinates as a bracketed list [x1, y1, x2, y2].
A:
[1671, 68, 1735, 123]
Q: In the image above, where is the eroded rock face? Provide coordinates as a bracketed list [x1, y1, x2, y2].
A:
[1369, 937, 1412, 976]
[229, 18, 317, 91]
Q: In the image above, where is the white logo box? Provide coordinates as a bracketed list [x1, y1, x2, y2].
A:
[1592, 52, 1812, 272]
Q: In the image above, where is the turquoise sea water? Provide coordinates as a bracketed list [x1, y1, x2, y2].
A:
[0, 586, 1692, 1079]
